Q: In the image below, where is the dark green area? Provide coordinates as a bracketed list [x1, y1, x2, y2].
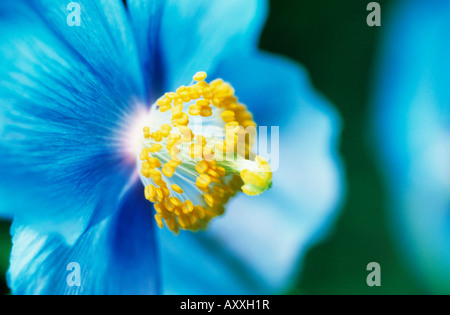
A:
[260, 0, 423, 294]
[0, 221, 11, 294]
[0, 0, 425, 295]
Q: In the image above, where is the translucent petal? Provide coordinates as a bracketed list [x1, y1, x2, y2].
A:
[127, 0, 164, 98]
[127, 0, 268, 93]
[7, 181, 159, 295]
[0, 0, 146, 242]
[157, 53, 344, 294]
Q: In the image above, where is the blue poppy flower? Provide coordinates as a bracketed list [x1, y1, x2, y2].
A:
[373, 0, 450, 293]
[0, 0, 344, 294]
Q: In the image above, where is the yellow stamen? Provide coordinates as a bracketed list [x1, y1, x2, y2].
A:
[196, 174, 211, 190]
[138, 72, 272, 234]
[148, 143, 163, 153]
[171, 184, 184, 194]
[154, 214, 164, 229]
[193, 71, 207, 82]
[143, 127, 151, 139]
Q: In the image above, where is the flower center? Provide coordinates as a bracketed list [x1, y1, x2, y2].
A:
[137, 72, 272, 234]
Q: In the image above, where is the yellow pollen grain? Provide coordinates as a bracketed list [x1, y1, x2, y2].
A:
[196, 174, 211, 189]
[188, 105, 201, 116]
[182, 200, 194, 214]
[206, 168, 220, 179]
[238, 111, 253, 121]
[189, 86, 202, 99]
[165, 92, 177, 100]
[148, 143, 163, 153]
[225, 121, 240, 129]
[139, 148, 149, 161]
[195, 160, 209, 174]
[179, 127, 194, 142]
[160, 124, 172, 137]
[212, 97, 223, 107]
[149, 169, 162, 182]
[196, 99, 211, 107]
[145, 184, 156, 200]
[157, 98, 171, 107]
[168, 133, 181, 141]
[151, 131, 163, 142]
[216, 166, 226, 177]
[164, 200, 175, 212]
[171, 184, 184, 194]
[159, 104, 171, 113]
[171, 105, 183, 118]
[240, 169, 264, 186]
[154, 202, 164, 214]
[193, 71, 207, 81]
[143, 127, 151, 139]
[174, 208, 181, 216]
[179, 91, 191, 102]
[214, 84, 233, 98]
[176, 85, 187, 95]
[202, 87, 213, 99]
[154, 178, 167, 188]
[161, 187, 171, 197]
[242, 120, 257, 128]
[167, 159, 182, 168]
[162, 164, 175, 178]
[173, 112, 189, 126]
[206, 159, 217, 170]
[221, 110, 235, 123]
[166, 216, 179, 234]
[154, 214, 164, 229]
[200, 106, 213, 117]
[169, 196, 182, 208]
[162, 212, 172, 221]
[141, 167, 151, 178]
[209, 78, 223, 87]
[147, 157, 161, 168]
[196, 80, 208, 88]
[190, 143, 203, 159]
[194, 205, 206, 219]
[188, 212, 198, 225]
[155, 188, 164, 202]
[174, 98, 184, 107]
[204, 193, 215, 208]
[178, 215, 188, 229]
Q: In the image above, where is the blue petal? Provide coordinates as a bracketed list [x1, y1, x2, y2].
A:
[373, 0, 450, 293]
[127, 0, 164, 99]
[213, 52, 338, 128]
[157, 53, 344, 294]
[7, 181, 159, 295]
[0, 0, 146, 242]
[128, 0, 268, 94]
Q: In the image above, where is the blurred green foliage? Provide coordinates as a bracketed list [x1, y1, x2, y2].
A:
[0, 0, 426, 295]
[260, 0, 424, 294]
[0, 221, 11, 294]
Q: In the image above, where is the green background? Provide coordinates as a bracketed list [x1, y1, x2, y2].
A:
[0, 0, 425, 295]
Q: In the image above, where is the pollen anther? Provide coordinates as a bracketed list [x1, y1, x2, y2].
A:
[138, 72, 272, 234]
